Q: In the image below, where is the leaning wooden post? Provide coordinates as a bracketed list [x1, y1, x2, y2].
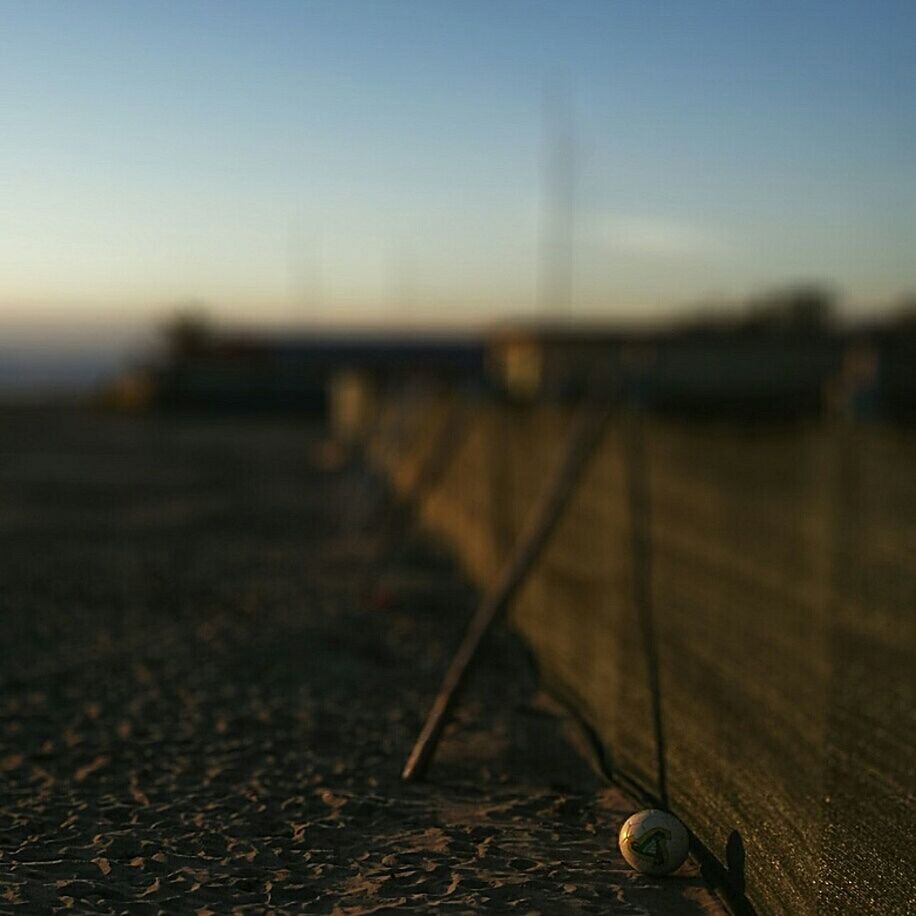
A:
[401, 381, 611, 782]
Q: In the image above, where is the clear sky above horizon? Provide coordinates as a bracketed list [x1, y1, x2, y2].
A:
[1, 0, 914, 341]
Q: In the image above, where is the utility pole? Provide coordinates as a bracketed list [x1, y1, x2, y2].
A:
[538, 77, 575, 318]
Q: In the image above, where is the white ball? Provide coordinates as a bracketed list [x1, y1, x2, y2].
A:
[618, 809, 690, 875]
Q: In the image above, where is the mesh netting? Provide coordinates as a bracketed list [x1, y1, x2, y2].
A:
[373, 390, 915, 915]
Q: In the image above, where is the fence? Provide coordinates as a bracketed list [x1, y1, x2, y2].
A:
[364, 385, 914, 916]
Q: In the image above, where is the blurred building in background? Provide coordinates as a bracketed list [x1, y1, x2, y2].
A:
[106, 287, 916, 425]
[105, 311, 487, 415]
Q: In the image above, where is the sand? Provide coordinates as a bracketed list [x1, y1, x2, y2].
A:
[0, 407, 724, 914]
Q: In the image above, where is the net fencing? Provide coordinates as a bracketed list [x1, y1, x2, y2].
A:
[366, 388, 915, 916]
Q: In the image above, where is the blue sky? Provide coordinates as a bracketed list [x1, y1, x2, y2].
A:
[1, 0, 914, 341]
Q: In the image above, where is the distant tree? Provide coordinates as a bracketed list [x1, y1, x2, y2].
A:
[743, 283, 837, 333]
[159, 306, 214, 362]
[890, 294, 916, 329]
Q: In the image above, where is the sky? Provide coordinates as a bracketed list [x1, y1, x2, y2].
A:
[1, 0, 914, 375]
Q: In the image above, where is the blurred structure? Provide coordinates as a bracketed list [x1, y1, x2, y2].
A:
[105, 292, 916, 426]
[489, 289, 914, 421]
[105, 313, 486, 416]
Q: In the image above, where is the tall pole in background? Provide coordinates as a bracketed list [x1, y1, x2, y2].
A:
[288, 224, 325, 326]
[538, 77, 575, 318]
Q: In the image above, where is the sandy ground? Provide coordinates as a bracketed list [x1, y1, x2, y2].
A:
[0, 407, 725, 914]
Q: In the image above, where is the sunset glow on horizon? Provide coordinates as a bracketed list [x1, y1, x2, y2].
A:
[1, 0, 914, 377]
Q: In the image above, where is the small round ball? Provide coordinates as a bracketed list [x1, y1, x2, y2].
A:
[618, 809, 689, 875]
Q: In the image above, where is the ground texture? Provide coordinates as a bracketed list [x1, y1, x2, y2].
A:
[0, 408, 724, 914]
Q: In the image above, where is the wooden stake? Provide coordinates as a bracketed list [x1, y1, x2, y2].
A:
[401, 391, 610, 781]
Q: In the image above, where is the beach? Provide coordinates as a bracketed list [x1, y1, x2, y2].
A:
[0, 407, 723, 914]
